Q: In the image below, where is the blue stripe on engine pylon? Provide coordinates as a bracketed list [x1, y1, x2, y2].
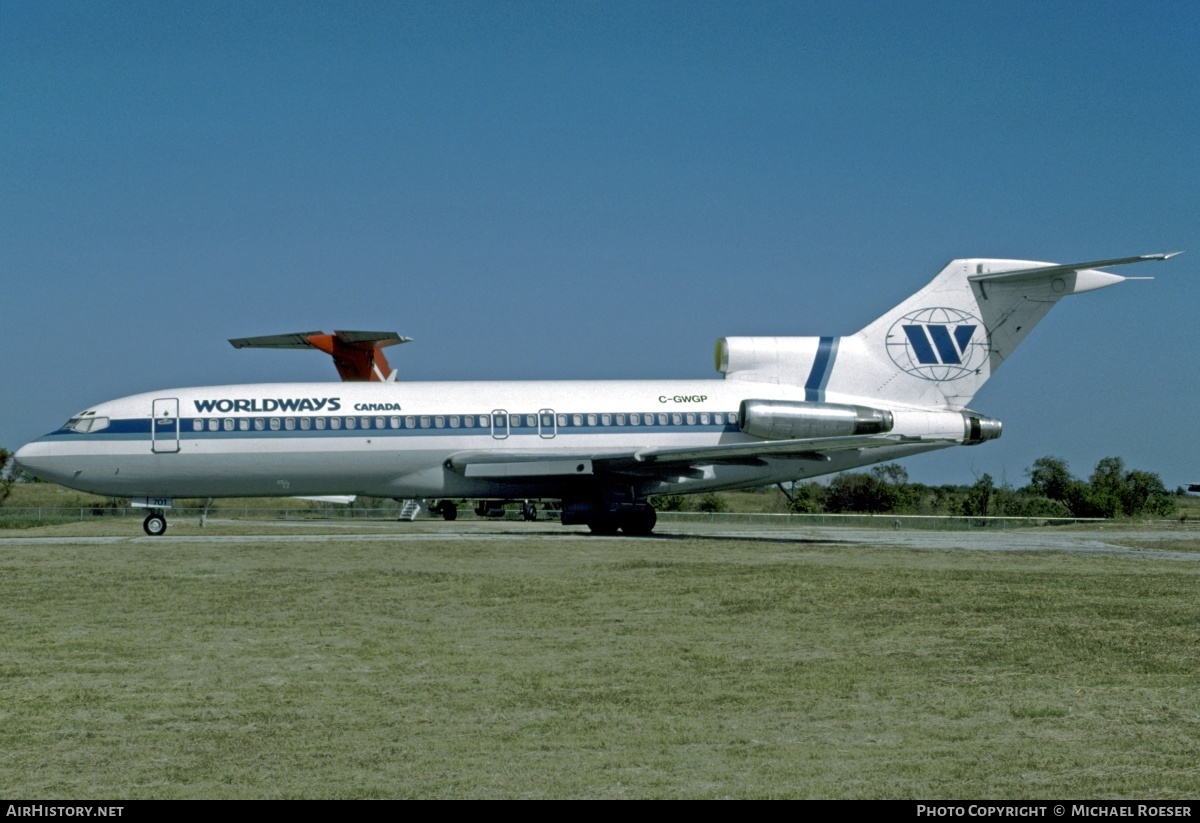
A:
[804, 336, 839, 402]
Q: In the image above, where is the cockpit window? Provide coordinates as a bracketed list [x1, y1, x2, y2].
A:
[63, 416, 109, 433]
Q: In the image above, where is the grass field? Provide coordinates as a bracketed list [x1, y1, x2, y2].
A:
[2, 521, 1199, 798]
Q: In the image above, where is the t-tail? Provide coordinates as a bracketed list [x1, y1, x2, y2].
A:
[717, 253, 1180, 409]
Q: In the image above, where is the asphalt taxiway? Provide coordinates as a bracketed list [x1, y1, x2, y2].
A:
[1, 518, 1196, 561]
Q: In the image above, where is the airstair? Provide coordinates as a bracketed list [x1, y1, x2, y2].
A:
[398, 499, 425, 521]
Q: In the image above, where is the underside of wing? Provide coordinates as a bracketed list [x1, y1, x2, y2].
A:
[445, 433, 957, 479]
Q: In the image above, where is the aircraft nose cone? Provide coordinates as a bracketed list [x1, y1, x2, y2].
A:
[12, 441, 54, 482]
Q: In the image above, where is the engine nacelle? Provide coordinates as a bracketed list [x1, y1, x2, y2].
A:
[739, 399, 895, 440]
[961, 411, 1002, 445]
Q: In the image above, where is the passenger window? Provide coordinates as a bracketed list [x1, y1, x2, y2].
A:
[405, 416, 416, 428]
[630, 413, 640, 425]
[208, 419, 219, 432]
[572, 414, 582, 426]
[435, 416, 445, 428]
[658, 413, 668, 426]
[729, 411, 738, 424]
[686, 413, 696, 425]
[255, 418, 266, 430]
[390, 416, 401, 429]
[361, 417, 371, 429]
[615, 414, 626, 426]
[601, 414, 612, 426]
[587, 414, 597, 426]
[672, 413, 682, 425]
[713, 413, 724, 425]
[700, 413, 710, 425]
[300, 418, 311, 430]
[463, 415, 475, 428]
[239, 418, 250, 431]
[510, 414, 521, 427]
[420, 416, 431, 428]
[557, 414, 567, 427]
[193, 420, 204, 432]
[223, 418, 234, 431]
[449, 416, 459, 428]
[285, 418, 296, 430]
[541, 413, 554, 427]
[330, 418, 341, 430]
[315, 418, 326, 430]
[346, 418, 356, 429]
[270, 418, 281, 431]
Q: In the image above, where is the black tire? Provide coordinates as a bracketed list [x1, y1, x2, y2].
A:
[620, 506, 657, 536]
[143, 514, 167, 536]
[441, 502, 458, 521]
[587, 516, 620, 536]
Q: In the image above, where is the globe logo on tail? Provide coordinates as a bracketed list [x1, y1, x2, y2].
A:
[886, 307, 987, 381]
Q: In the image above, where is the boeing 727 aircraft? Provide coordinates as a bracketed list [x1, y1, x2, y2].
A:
[14, 253, 1178, 535]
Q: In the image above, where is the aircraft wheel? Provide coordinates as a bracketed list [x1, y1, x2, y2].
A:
[143, 513, 168, 536]
[440, 501, 458, 521]
[522, 501, 537, 521]
[620, 506, 657, 536]
[587, 516, 620, 536]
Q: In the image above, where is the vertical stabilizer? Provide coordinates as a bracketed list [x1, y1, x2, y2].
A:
[833, 254, 1175, 408]
[719, 253, 1177, 409]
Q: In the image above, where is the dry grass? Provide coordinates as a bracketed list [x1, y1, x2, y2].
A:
[2, 523, 1199, 798]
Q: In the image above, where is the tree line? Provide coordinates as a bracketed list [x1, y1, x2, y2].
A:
[780, 456, 1178, 518]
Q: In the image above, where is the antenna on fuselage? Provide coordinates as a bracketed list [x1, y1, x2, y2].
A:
[228, 330, 411, 382]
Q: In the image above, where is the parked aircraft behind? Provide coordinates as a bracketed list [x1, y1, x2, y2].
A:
[14, 253, 1178, 536]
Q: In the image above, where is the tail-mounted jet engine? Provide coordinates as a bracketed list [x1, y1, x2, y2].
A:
[961, 412, 1002, 445]
[739, 399, 894, 440]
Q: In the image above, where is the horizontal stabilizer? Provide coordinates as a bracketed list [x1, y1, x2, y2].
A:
[229, 330, 412, 382]
[229, 331, 326, 349]
[230, 330, 412, 350]
[968, 252, 1181, 284]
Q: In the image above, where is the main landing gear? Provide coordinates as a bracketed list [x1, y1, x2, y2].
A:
[562, 498, 657, 536]
[587, 505, 656, 536]
[142, 510, 168, 536]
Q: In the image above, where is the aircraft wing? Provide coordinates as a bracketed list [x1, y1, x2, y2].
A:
[446, 433, 953, 479]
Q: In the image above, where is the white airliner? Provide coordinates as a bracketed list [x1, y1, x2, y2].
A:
[14, 253, 1178, 536]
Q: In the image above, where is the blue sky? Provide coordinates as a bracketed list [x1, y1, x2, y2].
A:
[2, 0, 1197, 488]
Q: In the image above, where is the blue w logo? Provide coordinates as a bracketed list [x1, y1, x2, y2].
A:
[902, 324, 976, 365]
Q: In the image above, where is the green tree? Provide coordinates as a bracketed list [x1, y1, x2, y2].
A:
[961, 473, 994, 517]
[1026, 456, 1076, 502]
[786, 482, 826, 513]
[825, 472, 896, 513]
[650, 495, 686, 512]
[1121, 469, 1175, 517]
[0, 447, 16, 506]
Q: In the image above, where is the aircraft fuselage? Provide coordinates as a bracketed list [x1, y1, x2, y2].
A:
[15, 379, 952, 501]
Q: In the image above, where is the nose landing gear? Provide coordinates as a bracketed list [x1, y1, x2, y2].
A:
[142, 510, 168, 536]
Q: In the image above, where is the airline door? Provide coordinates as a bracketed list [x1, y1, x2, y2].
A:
[151, 398, 181, 453]
[539, 409, 556, 439]
[491, 409, 509, 440]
